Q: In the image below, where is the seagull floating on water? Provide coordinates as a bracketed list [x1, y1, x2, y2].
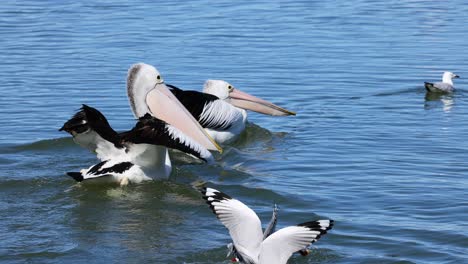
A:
[60, 63, 221, 185]
[201, 187, 333, 264]
[424, 72, 460, 93]
[168, 80, 295, 144]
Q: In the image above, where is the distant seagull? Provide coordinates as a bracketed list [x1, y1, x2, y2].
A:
[60, 105, 213, 185]
[168, 80, 296, 144]
[201, 187, 333, 264]
[424, 72, 460, 93]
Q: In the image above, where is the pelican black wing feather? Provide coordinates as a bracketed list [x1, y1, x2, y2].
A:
[60, 104, 123, 148]
[120, 114, 209, 162]
[168, 84, 225, 129]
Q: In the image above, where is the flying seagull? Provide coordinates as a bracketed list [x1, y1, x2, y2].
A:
[201, 187, 333, 264]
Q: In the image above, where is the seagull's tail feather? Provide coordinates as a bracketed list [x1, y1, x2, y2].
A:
[66, 172, 84, 182]
[424, 82, 434, 92]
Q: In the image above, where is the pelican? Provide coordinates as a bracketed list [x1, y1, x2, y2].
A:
[425, 72, 460, 93]
[168, 80, 295, 144]
[59, 63, 221, 185]
[60, 105, 213, 185]
[201, 187, 334, 264]
[127, 64, 222, 152]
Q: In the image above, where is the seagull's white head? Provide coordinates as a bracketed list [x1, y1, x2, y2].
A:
[442, 71, 460, 84]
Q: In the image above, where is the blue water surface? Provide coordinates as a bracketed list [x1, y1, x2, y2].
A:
[1, 1, 467, 263]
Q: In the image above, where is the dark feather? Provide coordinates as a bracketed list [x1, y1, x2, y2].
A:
[87, 160, 108, 175]
[60, 105, 123, 148]
[98, 161, 133, 175]
[85, 160, 134, 176]
[424, 82, 434, 92]
[59, 109, 89, 133]
[168, 84, 229, 129]
[200, 187, 233, 216]
[120, 114, 208, 162]
[297, 220, 334, 243]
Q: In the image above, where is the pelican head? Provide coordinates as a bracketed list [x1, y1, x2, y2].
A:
[203, 80, 296, 116]
[127, 63, 165, 118]
[127, 63, 222, 152]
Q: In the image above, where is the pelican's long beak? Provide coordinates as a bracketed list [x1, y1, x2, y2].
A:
[227, 88, 296, 116]
[146, 83, 222, 153]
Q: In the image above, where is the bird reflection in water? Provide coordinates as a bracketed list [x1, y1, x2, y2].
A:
[424, 92, 455, 112]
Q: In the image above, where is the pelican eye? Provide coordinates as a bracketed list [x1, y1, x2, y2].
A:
[228, 85, 233, 91]
[157, 75, 161, 80]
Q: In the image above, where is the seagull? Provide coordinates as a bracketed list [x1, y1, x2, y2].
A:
[227, 204, 311, 262]
[201, 187, 334, 264]
[425, 72, 460, 93]
[168, 80, 295, 144]
[227, 204, 279, 262]
[60, 105, 213, 185]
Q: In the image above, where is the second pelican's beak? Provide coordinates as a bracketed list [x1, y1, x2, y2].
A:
[146, 83, 222, 153]
[227, 88, 296, 116]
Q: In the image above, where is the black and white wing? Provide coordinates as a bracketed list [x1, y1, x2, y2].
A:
[258, 220, 334, 264]
[59, 104, 125, 160]
[201, 187, 263, 263]
[66, 160, 140, 183]
[120, 114, 213, 162]
[169, 84, 242, 130]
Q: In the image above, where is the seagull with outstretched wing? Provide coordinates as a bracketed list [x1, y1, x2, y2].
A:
[201, 187, 333, 264]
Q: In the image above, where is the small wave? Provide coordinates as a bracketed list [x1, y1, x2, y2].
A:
[373, 87, 423, 97]
[8, 137, 76, 153]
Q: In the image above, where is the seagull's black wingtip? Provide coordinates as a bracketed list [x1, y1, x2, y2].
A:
[424, 82, 434, 92]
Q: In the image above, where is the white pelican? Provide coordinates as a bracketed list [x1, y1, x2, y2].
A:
[425, 72, 460, 93]
[59, 63, 221, 185]
[168, 80, 295, 144]
[201, 187, 334, 264]
[60, 105, 213, 185]
[127, 64, 222, 152]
